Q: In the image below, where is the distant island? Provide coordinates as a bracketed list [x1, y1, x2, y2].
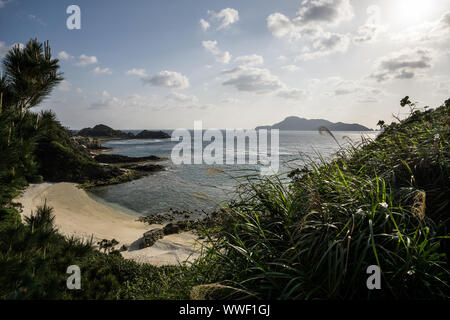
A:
[256, 116, 373, 131]
[76, 124, 171, 139]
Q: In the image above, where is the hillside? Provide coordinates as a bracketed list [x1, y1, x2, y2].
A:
[256, 116, 372, 131]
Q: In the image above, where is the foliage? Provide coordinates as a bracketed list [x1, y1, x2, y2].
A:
[194, 99, 450, 299]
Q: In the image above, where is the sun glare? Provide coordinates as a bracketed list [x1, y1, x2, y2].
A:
[391, 0, 434, 24]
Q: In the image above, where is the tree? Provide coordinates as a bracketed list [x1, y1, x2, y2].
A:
[1, 39, 63, 115]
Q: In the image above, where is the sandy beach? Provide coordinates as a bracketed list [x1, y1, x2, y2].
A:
[13, 182, 202, 266]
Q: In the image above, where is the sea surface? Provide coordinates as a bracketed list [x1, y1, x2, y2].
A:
[88, 130, 379, 217]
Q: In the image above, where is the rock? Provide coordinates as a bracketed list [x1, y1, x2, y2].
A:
[120, 244, 129, 251]
[70, 136, 107, 151]
[163, 223, 180, 235]
[121, 163, 164, 172]
[140, 228, 164, 248]
[138, 213, 174, 224]
[94, 154, 162, 164]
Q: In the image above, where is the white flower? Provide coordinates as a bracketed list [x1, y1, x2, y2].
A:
[379, 202, 388, 208]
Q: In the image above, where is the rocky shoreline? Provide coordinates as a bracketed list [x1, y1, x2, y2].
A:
[69, 132, 168, 188]
[135, 209, 226, 249]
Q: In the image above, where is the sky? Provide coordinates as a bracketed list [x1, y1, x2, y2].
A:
[0, 0, 449, 130]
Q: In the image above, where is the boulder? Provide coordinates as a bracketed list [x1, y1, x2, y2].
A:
[140, 228, 164, 248]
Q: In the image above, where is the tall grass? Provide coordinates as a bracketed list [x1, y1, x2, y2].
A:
[194, 100, 450, 299]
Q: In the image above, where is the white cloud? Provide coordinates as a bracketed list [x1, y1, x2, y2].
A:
[221, 65, 307, 101]
[222, 66, 283, 93]
[143, 70, 190, 89]
[0, 41, 9, 57]
[353, 5, 386, 43]
[297, 30, 350, 60]
[391, 11, 450, 44]
[202, 40, 231, 64]
[58, 51, 73, 61]
[92, 66, 112, 75]
[199, 18, 210, 31]
[27, 14, 46, 26]
[234, 54, 264, 66]
[58, 80, 72, 92]
[281, 64, 301, 72]
[267, 0, 354, 40]
[76, 54, 98, 66]
[267, 13, 303, 41]
[206, 8, 239, 30]
[90, 90, 124, 109]
[0, 41, 24, 57]
[369, 48, 434, 82]
[126, 68, 148, 77]
[277, 87, 307, 100]
[166, 92, 199, 104]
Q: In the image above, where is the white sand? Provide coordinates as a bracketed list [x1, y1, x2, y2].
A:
[13, 182, 202, 266]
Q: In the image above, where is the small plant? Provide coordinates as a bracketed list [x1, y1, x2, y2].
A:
[97, 238, 119, 254]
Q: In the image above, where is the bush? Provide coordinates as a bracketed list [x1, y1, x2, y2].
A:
[195, 100, 450, 300]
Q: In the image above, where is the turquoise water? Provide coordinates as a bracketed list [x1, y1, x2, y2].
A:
[88, 131, 379, 216]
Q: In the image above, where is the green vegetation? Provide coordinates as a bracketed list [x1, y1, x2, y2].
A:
[0, 39, 448, 300]
[192, 99, 450, 299]
[0, 39, 212, 300]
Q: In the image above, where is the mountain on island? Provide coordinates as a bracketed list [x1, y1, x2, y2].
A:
[256, 116, 372, 131]
[77, 124, 170, 139]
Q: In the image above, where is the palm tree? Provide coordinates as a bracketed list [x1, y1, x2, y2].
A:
[1, 39, 63, 115]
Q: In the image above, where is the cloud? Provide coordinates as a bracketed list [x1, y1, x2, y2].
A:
[234, 54, 264, 66]
[221, 65, 307, 101]
[57, 51, 73, 61]
[199, 18, 210, 31]
[297, 30, 350, 60]
[0, 41, 9, 57]
[267, 0, 354, 40]
[353, 5, 386, 43]
[295, 0, 353, 26]
[267, 13, 303, 41]
[92, 66, 112, 75]
[0, 41, 24, 57]
[308, 76, 384, 103]
[202, 40, 231, 64]
[76, 54, 98, 66]
[143, 70, 190, 89]
[126, 68, 148, 77]
[204, 8, 239, 30]
[369, 48, 433, 82]
[222, 66, 283, 93]
[391, 11, 450, 44]
[0, 0, 13, 9]
[277, 87, 307, 100]
[90, 90, 125, 109]
[281, 64, 301, 72]
[166, 92, 199, 104]
[58, 80, 72, 92]
[27, 14, 46, 26]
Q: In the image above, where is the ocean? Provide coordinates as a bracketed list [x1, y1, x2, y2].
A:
[88, 130, 379, 217]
